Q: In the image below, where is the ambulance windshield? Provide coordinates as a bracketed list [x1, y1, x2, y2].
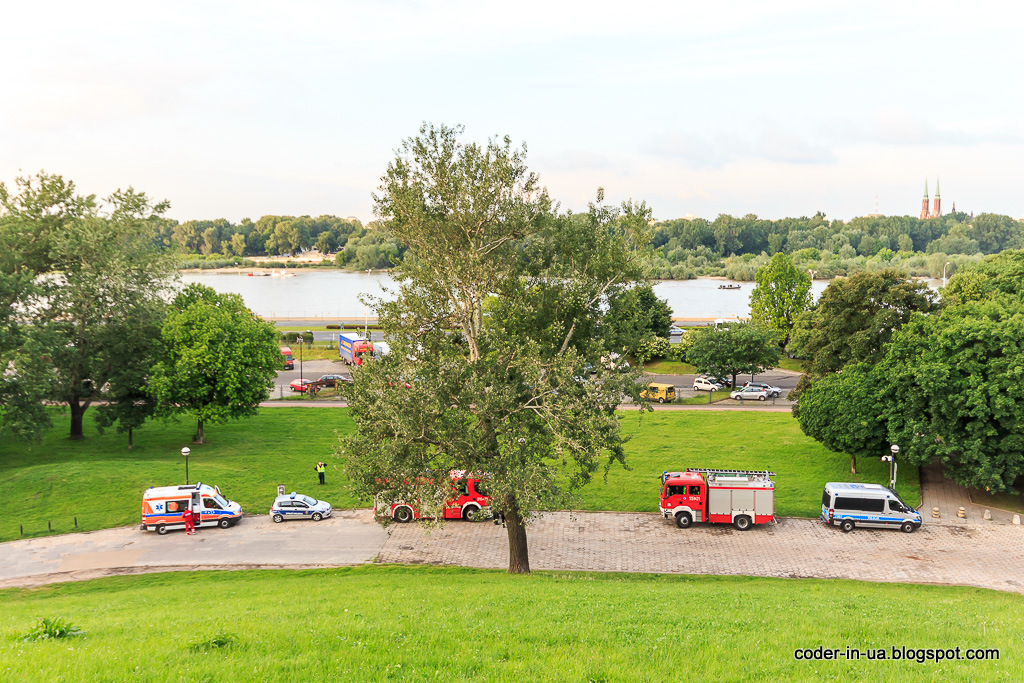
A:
[213, 494, 230, 508]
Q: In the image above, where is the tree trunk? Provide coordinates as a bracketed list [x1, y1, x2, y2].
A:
[194, 418, 205, 444]
[503, 494, 530, 574]
[850, 453, 857, 475]
[128, 427, 134, 450]
[69, 397, 86, 440]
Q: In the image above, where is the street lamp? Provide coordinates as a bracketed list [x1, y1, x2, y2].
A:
[182, 447, 191, 485]
[881, 444, 899, 490]
[942, 261, 952, 287]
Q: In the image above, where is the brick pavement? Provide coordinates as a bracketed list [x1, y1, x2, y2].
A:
[377, 511, 1024, 594]
[921, 462, 1020, 526]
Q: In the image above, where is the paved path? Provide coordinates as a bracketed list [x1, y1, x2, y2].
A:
[922, 462, 1020, 526]
[378, 511, 1024, 594]
[0, 511, 387, 589]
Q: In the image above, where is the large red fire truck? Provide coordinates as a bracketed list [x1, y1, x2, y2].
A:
[375, 470, 490, 523]
[660, 468, 776, 530]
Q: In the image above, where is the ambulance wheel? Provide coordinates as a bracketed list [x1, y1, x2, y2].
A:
[218, 518, 231, 529]
[156, 524, 168, 535]
[311, 513, 323, 522]
[394, 507, 414, 523]
[840, 520, 855, 533]
[734, 515, 752, 531]
[675, 511, 692, 529]
[462, 505, 479, 521]
[273, 514, 284, 523]
[901, 521, 916, 533]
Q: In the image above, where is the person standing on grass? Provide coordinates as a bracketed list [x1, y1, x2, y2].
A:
[316, 461, 326, 485]
[182, 507, 196, 535]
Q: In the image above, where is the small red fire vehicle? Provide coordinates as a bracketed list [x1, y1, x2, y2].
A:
[375, 470, 490, 523]
[660, 468, 776, 530]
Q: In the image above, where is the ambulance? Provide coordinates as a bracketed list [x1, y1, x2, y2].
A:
[141, 482, 243, 535]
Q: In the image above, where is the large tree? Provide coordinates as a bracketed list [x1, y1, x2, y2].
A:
[341, 123, 654, 574]
[149, 284, 280, 443]
[684, 322, 781, 388]
[788, 269, 938, 399]
[0, 174, 174, 439]
[749, 252, 811, 347]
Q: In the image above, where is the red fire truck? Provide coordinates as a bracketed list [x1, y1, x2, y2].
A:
[375, 470, 490, 523]
[660, 468, 776, 530]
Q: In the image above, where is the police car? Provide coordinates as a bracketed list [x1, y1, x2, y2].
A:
[270, 492, 333, 522]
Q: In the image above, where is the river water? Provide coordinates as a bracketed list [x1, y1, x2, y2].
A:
[179, 270, 832, 319]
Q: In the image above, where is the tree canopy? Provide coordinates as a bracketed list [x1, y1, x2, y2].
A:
[684, 322, 781, 388]
[749, 253, 811, 347]
[341, 123, 655, 574]
[149, 284, 280, 443]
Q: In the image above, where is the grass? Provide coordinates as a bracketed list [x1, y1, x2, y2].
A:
[285, 342, 349, 361]
[777, 357, 808, 373]
[969, 487, 1024, 515]
[0, 566, 1018, 681]
[643, 359, 696, 374]
[0, 409, 917, 541]
[677, 389, 729, 405]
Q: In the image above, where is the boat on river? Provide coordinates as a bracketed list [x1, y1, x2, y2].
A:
[718, 283, 742, 290]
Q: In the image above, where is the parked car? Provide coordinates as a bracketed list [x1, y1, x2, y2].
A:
[693, 377, 722, 392]
[640, 383, 676, 404]
[317, 373, 351, 388]
[701, 374, 732, 388]
[730, 386, 770, 401]
[290, 378, 314, 392]
[743, 381, 782, 398]
[270, 492, 333, 522]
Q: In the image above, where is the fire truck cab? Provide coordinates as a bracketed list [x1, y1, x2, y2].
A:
[660, 468, 776, 531]
[376, 470, 490, 523]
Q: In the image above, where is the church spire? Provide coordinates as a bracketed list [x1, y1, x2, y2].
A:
[923, 179, 929, 198]
[920, 179, 931, 219]
[935, 177, 940, 198]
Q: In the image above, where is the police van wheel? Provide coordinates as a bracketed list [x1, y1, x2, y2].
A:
[734, 515, 752, 531]
[840, 520, 855, 533]
[901, 521, 916, 533]
[273, 514, 284, 523]
[218, 518, 231, 529]
[675, 512, 692, 529]
[156, 524, 168, 535]
[394, 507, 413, 523]
[312, 513, 323, 522]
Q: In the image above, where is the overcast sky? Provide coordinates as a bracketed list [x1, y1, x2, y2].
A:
[2, 1, 1021, 223]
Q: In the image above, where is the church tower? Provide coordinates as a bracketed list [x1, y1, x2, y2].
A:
[931, 178, 941, 218]
[920, 180, 930, 219]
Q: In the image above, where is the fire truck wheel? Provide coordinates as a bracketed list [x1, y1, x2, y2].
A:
[312, 513, 323, 521]
[675, 511, 692, 529]
[394, 507, 414, 523]
[840, 519, 855, 533]
[218, 518, 231, 529]
[734, 515, 752, 531]
[901, 521, 916, 533]
[273, 514, 284, 523]
[156, 524, 168, 535]
[462, 505, 479, 521]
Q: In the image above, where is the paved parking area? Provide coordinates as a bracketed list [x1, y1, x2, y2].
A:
[378, 511, 1024, 594]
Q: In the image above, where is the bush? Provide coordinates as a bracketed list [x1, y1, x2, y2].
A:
[636, 336, 671, 364]
[22, 617, 83, 642]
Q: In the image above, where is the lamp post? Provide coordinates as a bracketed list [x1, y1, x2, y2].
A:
[942, 261, 952, 287]
[182, 447, 191, 485]
[881, 444, 899, 490]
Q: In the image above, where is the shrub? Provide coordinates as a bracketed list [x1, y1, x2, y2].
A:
[188, 630, 238, 652]
[22, 617, 84, 642]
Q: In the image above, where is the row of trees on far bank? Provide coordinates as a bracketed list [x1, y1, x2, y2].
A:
[0, 173, 282, 444]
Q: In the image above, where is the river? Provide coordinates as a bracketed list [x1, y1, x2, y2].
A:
[178, 270, 833, 319]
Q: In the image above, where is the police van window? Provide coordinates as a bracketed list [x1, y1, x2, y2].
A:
[888, 499, 907, 513]
[688, 486, 702, 495]
[821, 490, 831, 507]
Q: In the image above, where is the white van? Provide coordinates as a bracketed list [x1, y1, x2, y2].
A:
[820, 482, 921, 533]
[141, 483, 242, 535]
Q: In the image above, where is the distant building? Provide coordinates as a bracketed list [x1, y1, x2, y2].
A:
[920, 179, 942, 219]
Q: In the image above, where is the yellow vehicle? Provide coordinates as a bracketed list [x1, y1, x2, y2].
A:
[640, 383, 676, 404]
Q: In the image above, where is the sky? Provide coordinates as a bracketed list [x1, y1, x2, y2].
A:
[2, 1, 1021, 224]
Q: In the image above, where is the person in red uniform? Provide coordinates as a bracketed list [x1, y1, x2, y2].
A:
[182, 507, 195, 535]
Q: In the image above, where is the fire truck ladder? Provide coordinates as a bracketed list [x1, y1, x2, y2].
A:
[686, 468, 776, 479]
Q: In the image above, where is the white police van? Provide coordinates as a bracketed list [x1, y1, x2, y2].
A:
[270, 492, 332, 522]
[820, 482, 922, 533]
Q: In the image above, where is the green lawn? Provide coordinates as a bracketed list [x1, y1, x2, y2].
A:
[777, 357, 808, 373]
[0, 409, 918, 541]
[643, 359, 696, 374]
[0, 566, 1016, 681]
